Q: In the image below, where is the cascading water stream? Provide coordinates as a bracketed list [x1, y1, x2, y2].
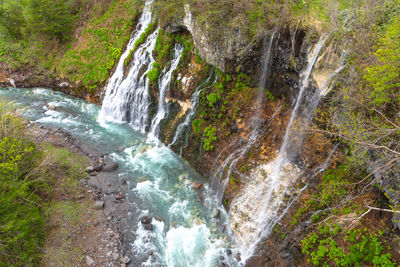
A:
[169, 71, 217, 154]
[99, 0, 158, 133]
[211, 32, 276, 202]
[93, 3, 241, 266]
[103, 0, 153, 94]
[229, 35, 328, 262]
[149, 44, 184, 139]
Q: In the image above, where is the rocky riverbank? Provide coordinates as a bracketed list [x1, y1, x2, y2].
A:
[25, 124, 133, 266]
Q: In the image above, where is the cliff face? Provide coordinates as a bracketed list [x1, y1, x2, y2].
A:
[1, 1, 399, 265]
[164, 4, 257, 72]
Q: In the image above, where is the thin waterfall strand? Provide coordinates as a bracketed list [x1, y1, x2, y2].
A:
[149, 43, 184, 138]
[169, 71, 216, 154]
[229, 35, 327, 262]
[212, 32, 276, 202]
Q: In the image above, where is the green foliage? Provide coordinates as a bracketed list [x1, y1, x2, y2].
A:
[203, 125, 217, 151]
[155, 29, 173, 62]
[147, 63, 160, 82]
[125, 22, 157, 67]
[24, 0, 80, 42]
[264, 89, 275, 101]
[192, 119, 205, 134]
[0, 103, 87, 266]
[174, 34, 194, 59]
[0, 0, 81, 42]
[195, 49, 203, 64]
[207, 93, 220, 107]
[364, 15, 400, 106]
[301, 227, 395, 266]
[59, 0, 139, 92]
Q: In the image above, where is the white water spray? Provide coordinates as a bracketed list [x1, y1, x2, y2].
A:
[230, 35, 328, 262]
[149, 44, 184, 139]
[169, 71, 216, 154]
[99, 1, 157, 133]
[212, 32, 276, 202]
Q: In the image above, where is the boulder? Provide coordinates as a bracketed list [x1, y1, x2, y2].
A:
[192, 182, 203, 190]
[143, 224, 154, 231]
[230, 123, 239, 133]
[115, 193, 125, 200]
[47, 104, 56, 110]
[103, 162, 119, 172]
[94, 201, 104, 210]
[94, 164, 102, 172]
[122, 256, 131, 264]
[140, 216, 152, 225]
[86, 255, 95, 266]
[86, 166, 94, 172]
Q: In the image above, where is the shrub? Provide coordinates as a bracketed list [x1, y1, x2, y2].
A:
[203, 125, 217, 151]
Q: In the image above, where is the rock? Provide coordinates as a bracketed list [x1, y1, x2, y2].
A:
[234, 253, 241, 262]
[143, 224, 154, 231]
[140, 216, 152, 225]
[90, 171, 97, 176]
[136, 176, 150, 183]
[94, 201, 104, 210]
[122, 256, 130, 264]
[230, 123, 239, 133]
[86, 255, 95, 266]
[115, 193, 125, 200]
[112, 253, 119, 261]
[59, 82, 70, 88]
[226, 249, 232, 256]
[212, 209, 220, 218]
[86, 166, 94, 172]
[121, 179, 127, 185]
[80, 179, 88, 185]
[47, 104, 56, 110]
[94, 164, 102, 172]
[192, 182, 203, 190]
[103, 162, 119, 172]
[283, 162, 294, 172]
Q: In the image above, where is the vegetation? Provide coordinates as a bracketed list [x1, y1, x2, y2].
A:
[202, 125, 217, 151]
[301, 226, 395, 266]
[0, 103, 87, 266]
[147, 62, 161, 82]
[125, 22, 157, 67]
[58, 0, 140, 92]
[0, 0, 141, 94]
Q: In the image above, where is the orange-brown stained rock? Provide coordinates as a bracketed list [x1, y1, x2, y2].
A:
[192, 182, 203, 190]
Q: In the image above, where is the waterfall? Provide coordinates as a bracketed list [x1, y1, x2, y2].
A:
[149, 44, 184, 139]
[169, 71, 216, 154]
[99, 1, 157, 133]
[212, 32, 276, 202]
[229, 35, 327, 262]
